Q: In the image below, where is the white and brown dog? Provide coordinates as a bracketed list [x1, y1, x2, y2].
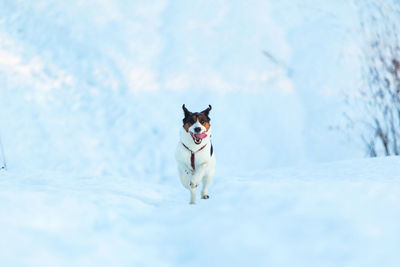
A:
[175, 104, 215, 204]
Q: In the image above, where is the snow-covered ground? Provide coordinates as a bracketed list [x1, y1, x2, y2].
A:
[1, 156, 399, 267]
[1, 1, 399, 266]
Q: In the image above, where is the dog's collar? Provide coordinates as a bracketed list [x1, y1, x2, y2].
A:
[181, 143, 207, 171]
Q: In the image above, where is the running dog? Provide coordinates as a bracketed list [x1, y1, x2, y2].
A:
[175, 104, 215, 204]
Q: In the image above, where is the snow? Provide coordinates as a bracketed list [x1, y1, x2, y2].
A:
[1, 156, 399, 266]
[0, 0, 365, 177]
[0, 0, 399, 266]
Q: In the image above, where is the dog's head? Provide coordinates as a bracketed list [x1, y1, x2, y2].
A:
[181, 104, 212, 145]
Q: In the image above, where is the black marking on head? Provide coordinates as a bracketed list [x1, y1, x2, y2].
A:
[201, 105, 212, 117]
[182, 104, 192, 118]
[181, 104, 212, 132]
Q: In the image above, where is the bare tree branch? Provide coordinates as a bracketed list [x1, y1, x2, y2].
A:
[344, 0, 400, 157]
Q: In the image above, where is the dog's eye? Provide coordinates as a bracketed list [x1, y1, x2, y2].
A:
[200, 120, 205, 124]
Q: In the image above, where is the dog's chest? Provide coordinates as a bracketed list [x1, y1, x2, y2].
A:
[181, 145, 210, 170]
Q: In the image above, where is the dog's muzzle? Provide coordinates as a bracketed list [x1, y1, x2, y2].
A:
[190, 132, 207, 144]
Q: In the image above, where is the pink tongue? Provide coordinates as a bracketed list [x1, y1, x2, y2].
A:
[195, 133, 207, 139]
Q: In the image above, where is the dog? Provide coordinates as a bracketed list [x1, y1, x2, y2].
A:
[175, 104, 215, 204]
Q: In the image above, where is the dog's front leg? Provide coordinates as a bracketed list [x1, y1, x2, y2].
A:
[186, 164, 207, 205]
[188, 166, 207, 205]
[190, 163, 207, 189]
[178, 164, 197, 204]
[189, 187, 196, 204]
[186, 171, 198, 205]
[178, 164, 193, 188]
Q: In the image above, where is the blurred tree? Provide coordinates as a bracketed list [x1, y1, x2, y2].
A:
[345, 0, 400, 156]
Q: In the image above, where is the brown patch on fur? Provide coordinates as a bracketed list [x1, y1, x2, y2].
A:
[198, 113, 210, 131]
[182, 115, 198, 132]
[202, 122, 210, 131]
[183, 123, 191, 132]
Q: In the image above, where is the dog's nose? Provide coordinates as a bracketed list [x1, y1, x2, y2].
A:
[194, 127, 201, 133]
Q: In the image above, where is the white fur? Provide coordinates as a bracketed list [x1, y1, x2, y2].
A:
[175, 121, 215, 204]
[188, 120, 207, 135]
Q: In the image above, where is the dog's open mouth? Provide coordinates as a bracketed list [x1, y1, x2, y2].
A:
[190, 132, 207, 145]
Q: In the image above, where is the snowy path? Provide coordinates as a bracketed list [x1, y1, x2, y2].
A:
[1, 157, 399, 266]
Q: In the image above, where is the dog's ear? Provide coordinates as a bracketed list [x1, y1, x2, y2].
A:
[201, 105, 212, 117]
[182, 104, 192, 117]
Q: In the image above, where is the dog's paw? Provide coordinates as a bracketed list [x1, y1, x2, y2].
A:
[189, 181, 198, 188]
[189, 181, 199, 188]
[201, 195, 210, 199]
